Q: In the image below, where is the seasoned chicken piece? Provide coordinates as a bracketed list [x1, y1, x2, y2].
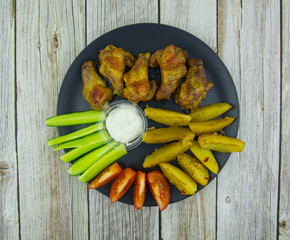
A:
[82, 61, 113, 110]
[123, 52, 157, 102]
[142, 80, 158, 102]
[99, 45, 135, 95]
[175, 58, 214, 110]
[149, 45, 187, 100]
[149, 49, 163, 68]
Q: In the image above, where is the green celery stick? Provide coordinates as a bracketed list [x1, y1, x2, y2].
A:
[54, 130, 110, 150]
[46, 110, 106, 127]
[48, 123, 104, 147]
[78, 144, 127, 183]
[60, 135, 110, 163]
[68, 141, 119, 176]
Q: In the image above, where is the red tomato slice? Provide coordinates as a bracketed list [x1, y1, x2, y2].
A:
[110, 168, 137, 203]
[147, 171, 171, 211]
[133, 171, 146, 210]
[88, 162, 122, 189]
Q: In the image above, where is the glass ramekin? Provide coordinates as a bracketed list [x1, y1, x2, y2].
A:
[103, 100, 147, 151]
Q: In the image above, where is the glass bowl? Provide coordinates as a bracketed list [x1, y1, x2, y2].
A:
[103, 100, 148, 151]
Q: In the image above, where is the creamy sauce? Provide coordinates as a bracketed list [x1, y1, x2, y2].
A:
[106, 105, 143, 144]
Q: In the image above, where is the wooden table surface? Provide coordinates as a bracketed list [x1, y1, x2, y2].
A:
[1, 0, 289, 239]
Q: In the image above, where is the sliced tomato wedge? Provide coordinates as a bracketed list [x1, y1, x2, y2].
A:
[147, 171, 171, 211]
[88, 162, 122, 189]
[133, 171, 146, 210]
[110, 168, 137, 203]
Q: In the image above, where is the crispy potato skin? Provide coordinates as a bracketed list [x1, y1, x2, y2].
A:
[190, 103, 232, 121]
[198, 134, 245, 153]
[189, 140, 219, 174]
[143, 140, 193, 168]
[144, 107, 191, 126]
[142, 127, 195, 144]
[159, 163, 197, 195]
[188, 117, 235, 135]
[177, 153, 209, 186]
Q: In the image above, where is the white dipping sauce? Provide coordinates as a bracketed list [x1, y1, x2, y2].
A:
[106, 105, 143, 144]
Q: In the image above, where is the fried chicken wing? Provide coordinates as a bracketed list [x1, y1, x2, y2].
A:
[149, 49, 163, 68]
[142, 80, 158, 102]
[175, 58, 214, 110]
[149, 45, 187, 100]
[99, 45, 135, 95]
[82, 61, 113, 110]
[123, 52, 157, 102]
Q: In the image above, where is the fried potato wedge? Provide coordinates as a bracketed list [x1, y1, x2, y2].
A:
[177, 153, 209, 186]
[159, 163, 197, 195]
[190, 103, 232, 121]
[188, 117, 235, 136]
[198, 134, 245, 153]
[189, 140, 219, 174]
[143, 140, 193, 168]
[144, 107, 191, 126]
[142, 127, 195, 144]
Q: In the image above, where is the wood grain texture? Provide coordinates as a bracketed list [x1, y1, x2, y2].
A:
[87, 1, 159, 239]
[160, 1, 217, 239]
[160, 0, 217, 50]
[0, 1, 19, 239]
[0, 1, 287, 239]
[16, 0, 87, 238]
[279, 0, 290, 239]
[217, 1, 281, 239]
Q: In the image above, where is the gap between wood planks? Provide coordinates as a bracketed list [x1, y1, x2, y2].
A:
[277, 0, 283, 239]
[13, 0, 21, 238]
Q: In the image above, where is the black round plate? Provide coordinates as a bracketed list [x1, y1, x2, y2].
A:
[57, 23, 239, 206]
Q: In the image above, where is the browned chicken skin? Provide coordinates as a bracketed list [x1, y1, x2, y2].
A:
[149, 49, 163, 68]
[99, 45, 135, 95]
[82, 61, 113, 110]
[149, 45, 187, 100]
[142, 80, 158, 102]
[123, 52, 157, 102]
[175, 58, 214, 110]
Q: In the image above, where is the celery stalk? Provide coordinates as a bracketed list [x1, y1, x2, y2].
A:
[46, 110, 106, 127]
[78, 144, 127, 183]
[54, 130, 110, 150]
[48, 123, 104, 147]
[60, 142, 104, 163]
[67, 141, 119, 176]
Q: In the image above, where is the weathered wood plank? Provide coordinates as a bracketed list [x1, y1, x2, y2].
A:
[279, 0, 290, 239]
[160, 1, 217, 239]
[0, 1, 19, 239]
[87, 1, 159, 240]
[16, 0, 87, 238]
[217, 1, 280, 239]
[160, 0, 217, 50]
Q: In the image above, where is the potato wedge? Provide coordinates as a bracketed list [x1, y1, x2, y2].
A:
[189, 140, 219, 174]
[190, 103, 232, 121]
[159, 163, 197, 195]
[144, 107, 191, 126]
[198, 134, 245, 153]
[142, 127, 195, 144]
[143, 140, 193, 168]
[177, 153, 209, 186]
[188, 117, 235, 135]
